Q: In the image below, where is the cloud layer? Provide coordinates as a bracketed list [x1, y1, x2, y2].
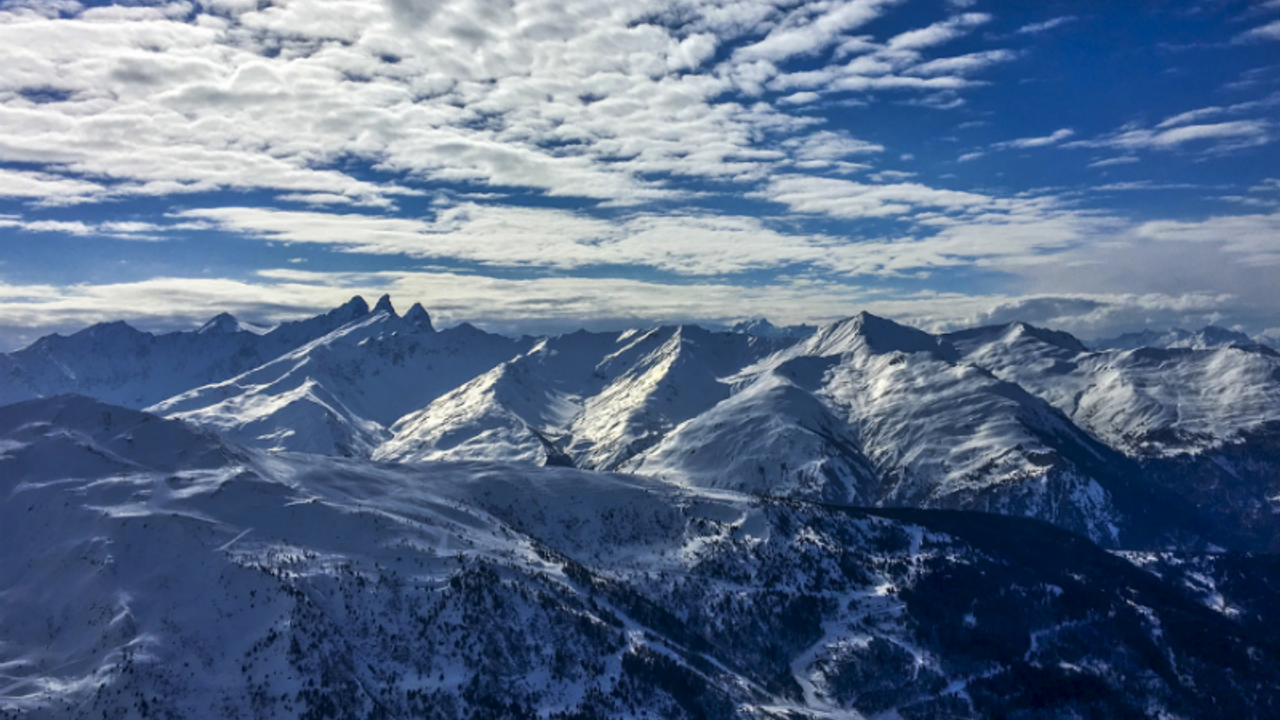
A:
[0, 0, 1278, 344]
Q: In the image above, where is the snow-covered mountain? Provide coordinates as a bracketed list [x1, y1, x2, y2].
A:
[0, 297, 373, 409]
[4, 297, 1280, 551]
[5, 395, 1279, 719]
[947, 322, 1280, 458]
[948, 321, 1280, 550]
[149, 296, 533, 456]
[375, 325, 790, 469]
[626, 313, 1214, 548]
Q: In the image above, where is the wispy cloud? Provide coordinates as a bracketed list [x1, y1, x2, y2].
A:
[1069, 120, 1271, 153]
[958, 127, 1074, 163]
[0, 214, 177, 239]
[1015, 16, 1077, 35]
[1087, 155, 1140, 168]
[1237, 19, 1280, 42]
[759, 175, 992, 220]
[993, 128, 1075, 150]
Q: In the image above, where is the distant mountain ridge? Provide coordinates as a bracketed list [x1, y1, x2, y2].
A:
[4, 299, 1280, 550]
[1091, 324, 1272, 351]
[0, 295, 375, 407]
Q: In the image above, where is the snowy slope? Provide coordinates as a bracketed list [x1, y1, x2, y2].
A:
[946, 322, 1280, 458]
[628, 313, 1193, 546]
[3, 396, 1278, 719]
[947, 321, 1280, 549]
[375, 325, 790, 469]
[150, 297, 531, 456]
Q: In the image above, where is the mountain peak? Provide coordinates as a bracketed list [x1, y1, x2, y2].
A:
[404, 303, 434, 331]
[71, 320, 146, 341]
[333, 295, 370, 320]
[807, 312, 955, 360]
[373, 294, 397, 317]
[197, 312, 241, 335]
[1006, 322, 1087, 354]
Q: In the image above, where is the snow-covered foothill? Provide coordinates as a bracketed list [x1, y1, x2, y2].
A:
[3, 396, 1276, 719]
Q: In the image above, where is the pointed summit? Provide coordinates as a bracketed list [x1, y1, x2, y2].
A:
[805, 312, 956, 360]
[197, 312, 241, 335]
[332, 296, 370, 322]
[373, 294, 397, 317]
[404, 303, 434, 332]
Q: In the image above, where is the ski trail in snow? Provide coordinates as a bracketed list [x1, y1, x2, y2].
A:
[216, 528, 252, 551]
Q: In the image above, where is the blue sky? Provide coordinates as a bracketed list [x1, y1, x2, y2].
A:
[1, 0, 1278, 349]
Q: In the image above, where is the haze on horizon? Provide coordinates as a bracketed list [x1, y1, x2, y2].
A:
[0, 0, 1278, 350]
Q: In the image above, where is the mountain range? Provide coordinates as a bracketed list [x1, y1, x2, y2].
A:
[3, 297, 1280, 718]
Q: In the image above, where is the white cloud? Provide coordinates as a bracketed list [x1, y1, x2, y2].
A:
[782, 130, 883, 166]
[760, 174, 993, 219]
[0, 167, 107, 204]
[1071, 120, 1271, 153]
[887, 12, 990, 51]
[1238, 19, 1280, 42]
[907, 49, 1017, 77]
[0, 0, 1023, 213]
[167, 183, 1129, 282]
[1014, 16, 1076, 35]
[1156, 107, 1227, 129]
[1087, 155, 1139, 168]
[0, 214, 174, 238]
[732, 0, 903, 64]
[176, 204, 844, 275]
[993, 128, 1074, 150]
[1134, 212, 1280, 264]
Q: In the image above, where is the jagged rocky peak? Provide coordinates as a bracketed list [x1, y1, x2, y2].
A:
[806, 311, 956, 360]
[331, 295, 371, 321]
[404, 302, 434, 331]
[372, 293, 397, 317]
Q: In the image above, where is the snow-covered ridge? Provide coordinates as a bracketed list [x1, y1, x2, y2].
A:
[946, 322, 1280, 457]
[0, 294, 375, 408]
[4, 298, 1280, 549]
[148, 297, 528, 456]
[1092, 325, 1271, 352]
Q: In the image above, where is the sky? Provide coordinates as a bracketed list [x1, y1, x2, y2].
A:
[0, 0, 1279, 349]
